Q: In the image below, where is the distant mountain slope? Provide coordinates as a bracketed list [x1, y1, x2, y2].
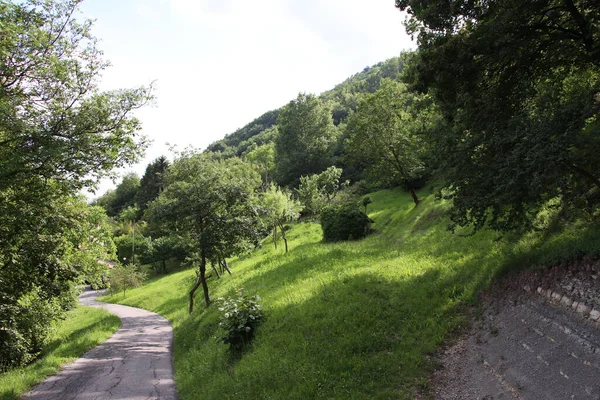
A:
[205, 56, 407, 157]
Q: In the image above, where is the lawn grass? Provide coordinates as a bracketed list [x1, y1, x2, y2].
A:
[100, 187, 600, 399]
[0, 306, 120, 400]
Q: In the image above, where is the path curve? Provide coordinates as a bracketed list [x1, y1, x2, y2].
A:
[23, 288, 178, 400]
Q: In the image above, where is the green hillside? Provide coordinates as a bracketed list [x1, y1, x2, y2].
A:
[204, 56, 406, 158]
[99, 187, 600, 399]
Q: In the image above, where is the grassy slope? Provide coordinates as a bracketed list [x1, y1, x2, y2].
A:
[0, 306, 120, 400]
[100, 187, 600, 399]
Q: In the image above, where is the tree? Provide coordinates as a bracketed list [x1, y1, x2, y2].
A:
[147, 153, 264, 312]
[395, 0, 600, 230]
[296, 166, 346, 216]
[244, 143, 275, 189]
[0, 0, 152, 368]
[110, 264, 147, 297]
[136, 156, 170, 217]
[0, 195, 117, 367]
[148, 236, 188, 274]
[275, 93, 338, 186]
[0, 1, 152, 194]
[345, 79, 437, 205]
[260, 184, 303, 253]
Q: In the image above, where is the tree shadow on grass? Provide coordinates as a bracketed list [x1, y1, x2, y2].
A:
[176, 267, 494, 400]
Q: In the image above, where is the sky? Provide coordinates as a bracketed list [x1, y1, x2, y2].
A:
[79, 0, 416, 198]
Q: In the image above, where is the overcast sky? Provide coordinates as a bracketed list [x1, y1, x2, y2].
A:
[79, 0, 415, 197]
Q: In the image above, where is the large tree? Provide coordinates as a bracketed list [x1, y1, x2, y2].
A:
[345, 79, 437, 205]
[275, 93, 338, 186]
[136, 155, 170, 217]
[0, 0, 151, 367]
[396, 0, 600, 230]
[147, 153, 264, 312]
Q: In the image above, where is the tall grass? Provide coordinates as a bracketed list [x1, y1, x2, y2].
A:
[100, 187, 600, 399]
[0, 306, 120, 400]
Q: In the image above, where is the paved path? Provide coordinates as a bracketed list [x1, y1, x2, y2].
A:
[432, 295, 600, 399]
[23, 288, 177, 400]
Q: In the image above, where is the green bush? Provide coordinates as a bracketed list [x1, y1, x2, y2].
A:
[0, 286, 75, 371]
[217, 289, 263, 350]
[320, 203, 372, 242]
[113, 234, 153, 265]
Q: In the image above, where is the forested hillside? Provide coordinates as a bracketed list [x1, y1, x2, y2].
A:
[204, 56, 407, 159]
[2, 0, 599, 398]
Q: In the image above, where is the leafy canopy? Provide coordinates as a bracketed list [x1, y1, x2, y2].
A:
[396, 0, 600, 230]
[147, 152, 265, 310]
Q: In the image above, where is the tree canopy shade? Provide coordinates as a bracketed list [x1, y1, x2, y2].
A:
[147, 153, 265, 312]
[275, 93, 338, 186]
[395, 0, 600, 230]
[0, 0, 152, 367]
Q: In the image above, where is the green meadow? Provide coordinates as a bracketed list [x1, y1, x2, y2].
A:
[0, 306, 120, 400]
[100, 187, 600, 399]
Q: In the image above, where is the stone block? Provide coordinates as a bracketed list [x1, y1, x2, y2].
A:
[576, 303, 592, 315]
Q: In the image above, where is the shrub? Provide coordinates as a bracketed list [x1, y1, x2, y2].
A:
[113, 234, 153, 265]
[320, 203, 372, 242]
[217, 289, 263, 350]
[0, 286, 75, 371]
[109, 264, 147, 297]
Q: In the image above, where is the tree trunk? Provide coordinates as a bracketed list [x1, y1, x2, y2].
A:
[408, 187, 420, 206]
[189, 250, 210, 313]
[567, 163, 600, 192]
[221, 258, 232, 275]
[280, 224, 289, 253]
[211, 261, 221, 279]
[272, 227, 278, 249]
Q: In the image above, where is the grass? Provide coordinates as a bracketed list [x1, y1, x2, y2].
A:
[0, 306, 120, 400]
[99, 187, 600, 399]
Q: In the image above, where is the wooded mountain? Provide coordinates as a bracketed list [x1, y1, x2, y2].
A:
[205, 56, 408, 158]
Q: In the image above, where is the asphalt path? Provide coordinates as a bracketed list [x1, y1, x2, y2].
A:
[23, 288, 177, 400]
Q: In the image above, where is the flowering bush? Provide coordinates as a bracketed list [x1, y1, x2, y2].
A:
[217, 289, 263, 349]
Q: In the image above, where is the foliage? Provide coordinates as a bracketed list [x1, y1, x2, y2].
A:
[0, 1, 151, 195]
[275, 93, 339, 186]
[296, 166, 346, 216]
[260, 184, 303, 252]
[109, 264, 147, 297]
[320, 203, 372, 242]
[396, 0, 600, 230]
[0, 306, 119, 400]
[0, 287, 67, 371]
[345, 79, 438, 205]
[113, 234, 153, 265]
[362, 196, 372, 213]
[147, 153, 265, 311]
[207, 110, 279, 156]
[136, 156, 170, 218]
[94, 173, 141, 217]
[0, 194, 114, 369]
[243, 142, 276, 189]
[216, 289, 263, 350]
[0, 0, 151, 369]
[148, 236, 189, 274]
